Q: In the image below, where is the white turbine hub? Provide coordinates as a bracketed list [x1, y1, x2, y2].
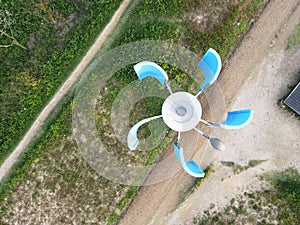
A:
[162, 92, 202, 132]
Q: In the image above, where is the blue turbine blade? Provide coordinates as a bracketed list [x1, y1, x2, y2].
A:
[174, 143, 205, 178]
[134, 61, 168, 87]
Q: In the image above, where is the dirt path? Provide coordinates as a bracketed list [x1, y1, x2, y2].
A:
[167, 46, 300, 224]
[119, 1, 300, 224]
[0, 0, 131, 182]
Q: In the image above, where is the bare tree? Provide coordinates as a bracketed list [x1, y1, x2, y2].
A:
[0, 9, 27, 50]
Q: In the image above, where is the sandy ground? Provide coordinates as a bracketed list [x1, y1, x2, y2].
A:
[167, 33, 300, 225]
[119, 1, 300, 224]
[0, 0, 132, 181]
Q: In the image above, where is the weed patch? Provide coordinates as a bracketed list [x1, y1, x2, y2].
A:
[288, 22, 300, 48]
[176, 166, 214, 208]
[221, 159, 266, 174]
[0, 0, 123, 164]
[192, 168, 300, 224]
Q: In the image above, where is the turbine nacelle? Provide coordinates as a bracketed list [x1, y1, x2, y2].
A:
[127, 48, 253, 178]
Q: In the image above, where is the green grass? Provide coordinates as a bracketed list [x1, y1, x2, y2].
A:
[106, 185, 140, 224]
[176, 166, 214, 208]
[263, 168, 300, 224]
[182, 0, 266, 59]
[248, 159, 266, 168]
[0, 0, 123, 165]
[221, 160, 266, 174]
[0, 101, 73, 202]
[288, 22, 300, 48]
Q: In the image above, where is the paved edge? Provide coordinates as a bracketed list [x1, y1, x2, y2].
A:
[0, 0, 132, 181]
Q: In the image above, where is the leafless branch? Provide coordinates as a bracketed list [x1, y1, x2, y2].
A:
[0, 9, 27, 50]
[0, 29, 27, 50]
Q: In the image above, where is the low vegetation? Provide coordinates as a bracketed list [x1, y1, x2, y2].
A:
[279, 24, 300, 118]
[192, 168, 300, 225]
[0, 0, 268, 224]
[176, 166, 214, 208]
[221, 160, 266, 174]
[288, 22, 300, 48]
[0, 0, 123, 164]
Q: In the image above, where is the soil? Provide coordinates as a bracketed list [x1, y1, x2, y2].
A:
[119, 1, 300, 224]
